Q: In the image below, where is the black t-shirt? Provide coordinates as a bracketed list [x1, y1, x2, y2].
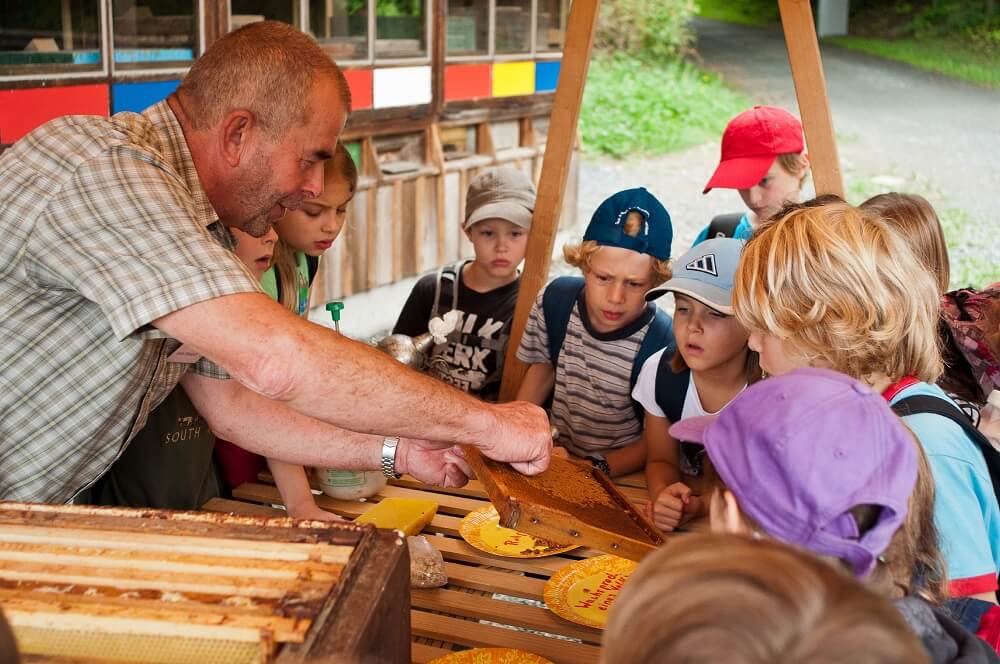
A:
[87, 385, 220, 510]
[393, 262, 520, 401]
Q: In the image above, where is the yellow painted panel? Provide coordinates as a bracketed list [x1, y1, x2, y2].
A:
[492, 61, 536, 98]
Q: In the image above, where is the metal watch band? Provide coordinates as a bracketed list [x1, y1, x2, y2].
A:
[586, 455, 611, 476]
[381, 437, 402, 479]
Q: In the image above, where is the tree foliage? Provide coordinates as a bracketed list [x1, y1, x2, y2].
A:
[595, 0, 698, 60]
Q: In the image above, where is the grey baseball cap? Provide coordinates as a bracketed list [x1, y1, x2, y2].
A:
[464, 167, 536, 230]
[645, 237, 745, 314]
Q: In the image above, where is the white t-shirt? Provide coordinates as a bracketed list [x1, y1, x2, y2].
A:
[632, 349, 746, 421]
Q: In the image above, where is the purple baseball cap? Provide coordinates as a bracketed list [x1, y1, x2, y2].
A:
[669, 367, 917, 578]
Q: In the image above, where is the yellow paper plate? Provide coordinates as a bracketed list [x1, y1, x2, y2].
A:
[543, 554, 638, 629]
[459, 505, 579, 558]
[427, 648, 554, 664]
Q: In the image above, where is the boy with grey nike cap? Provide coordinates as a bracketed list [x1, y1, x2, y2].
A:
[645, 237, 745, 314]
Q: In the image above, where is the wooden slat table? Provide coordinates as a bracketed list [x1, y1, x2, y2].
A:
[205, 470, 655, 664]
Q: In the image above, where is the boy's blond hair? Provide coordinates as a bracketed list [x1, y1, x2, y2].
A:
[733, 201, 942, 383]
[563, 211, 672, 285]
[602, 533, 928, 664]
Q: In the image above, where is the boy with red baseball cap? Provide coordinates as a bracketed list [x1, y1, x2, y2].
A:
[693, 105, 810, 245]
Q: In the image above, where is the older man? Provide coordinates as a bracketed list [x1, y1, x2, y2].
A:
[0, 21, 550, 504]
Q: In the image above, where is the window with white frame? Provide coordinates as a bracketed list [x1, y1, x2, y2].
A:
[230, 0, 296, 30]
[112, 0, 198, 70]
[0, 0, 104, 77]
[374, 0, 427, 60]
[308, 0, 369, 61]
[445, 0, 567, 61]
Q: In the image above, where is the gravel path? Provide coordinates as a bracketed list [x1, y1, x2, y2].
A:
[571, 19, 1000, 283]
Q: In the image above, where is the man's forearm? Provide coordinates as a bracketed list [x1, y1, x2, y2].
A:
[161, 294, 495, 445]
[182, 373, 382, 469]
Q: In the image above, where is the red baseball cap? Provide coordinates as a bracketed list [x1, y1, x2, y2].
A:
[703, 106, 804, 194]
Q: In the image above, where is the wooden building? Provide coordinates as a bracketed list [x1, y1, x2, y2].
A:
[0, 0, 579, 302]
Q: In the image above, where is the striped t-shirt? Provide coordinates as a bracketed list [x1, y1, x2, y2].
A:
[517, 287, 656, 456]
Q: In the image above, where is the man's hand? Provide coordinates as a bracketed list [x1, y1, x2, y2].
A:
[474, 401, 552, 475]
[650, 482, 702, 533]
[396, 438, 473, 488]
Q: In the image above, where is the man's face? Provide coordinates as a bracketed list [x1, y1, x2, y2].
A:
[232, 76, 347, 237]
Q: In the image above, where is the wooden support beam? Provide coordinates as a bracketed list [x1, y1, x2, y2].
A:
[498, 0, 601, 402]
[778, 0, 845, 198]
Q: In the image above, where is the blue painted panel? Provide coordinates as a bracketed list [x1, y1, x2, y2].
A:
[111, 80, 181, 114]
[535, 61, 560, 93]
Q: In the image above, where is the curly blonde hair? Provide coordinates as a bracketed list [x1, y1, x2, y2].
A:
[563, 211, 672, 285]
[733, 200, 942, 383]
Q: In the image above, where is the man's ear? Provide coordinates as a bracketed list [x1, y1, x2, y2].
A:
[219, 109, 255, 168]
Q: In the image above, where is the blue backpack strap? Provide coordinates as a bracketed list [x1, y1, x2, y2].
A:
[653, 352, 690, 424]
[541, 276, 586, 368]
[632, 308, 677, 423]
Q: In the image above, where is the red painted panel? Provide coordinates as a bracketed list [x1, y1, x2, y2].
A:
[343, 69, 373, 111]
[0, 84, 110, 144]
[444, 64, 491, 102]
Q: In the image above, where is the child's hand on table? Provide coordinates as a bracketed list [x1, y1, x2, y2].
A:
[286, 502, 346, 522]
[649, 482, 703, 532]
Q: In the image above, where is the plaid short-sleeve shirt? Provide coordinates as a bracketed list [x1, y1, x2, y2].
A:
[0, 101, 261, 504]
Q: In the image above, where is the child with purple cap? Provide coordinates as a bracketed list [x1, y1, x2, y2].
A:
[671, 367, 998, 663]
[732, 200, 1000, 608]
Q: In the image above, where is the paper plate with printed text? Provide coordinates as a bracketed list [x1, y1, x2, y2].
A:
[459, 505, 579, 558]
[426, 648, 554, 664]
[543, 554, 638, 629]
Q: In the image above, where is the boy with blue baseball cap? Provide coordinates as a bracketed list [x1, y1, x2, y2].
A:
[514, 188, 675, 476]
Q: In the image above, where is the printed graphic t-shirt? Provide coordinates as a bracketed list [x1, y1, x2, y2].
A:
[393, 262, 520, 401]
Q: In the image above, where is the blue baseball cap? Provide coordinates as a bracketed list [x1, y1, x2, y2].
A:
[645, 238, 745, 314]
[583, 188, 673, 261]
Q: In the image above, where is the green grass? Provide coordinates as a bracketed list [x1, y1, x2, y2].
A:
[827, 35, 1000, 89]
[580, 54, 749, 159]
[696, 0, 778, 27]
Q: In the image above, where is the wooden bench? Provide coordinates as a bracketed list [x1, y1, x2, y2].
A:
[204, 471, 651, 663]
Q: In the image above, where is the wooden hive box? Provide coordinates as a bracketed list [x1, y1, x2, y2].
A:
[0, 502, 409, 663]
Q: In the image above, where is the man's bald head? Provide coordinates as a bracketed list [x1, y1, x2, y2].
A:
[177, 21, 351, 136]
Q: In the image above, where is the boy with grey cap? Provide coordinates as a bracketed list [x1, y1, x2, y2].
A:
[633, 237, 760, 532]
[393, 167, 535, 401]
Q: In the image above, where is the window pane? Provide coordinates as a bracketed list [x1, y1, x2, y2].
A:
[375, 0, 425, 60]
[112, 1, 196, 69]
[495, 0, 531, 54]
[445, 0, 486, 57]
[0, 1, 103, 76]
[536, 0, 567, 52]
[230, 1, 295, 31]
[308, 0, 368, 61]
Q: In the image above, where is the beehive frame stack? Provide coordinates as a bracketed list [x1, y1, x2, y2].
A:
[0, 502, 409, 663]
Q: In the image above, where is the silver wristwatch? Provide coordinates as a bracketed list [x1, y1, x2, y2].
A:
[381, 437, 402, 479]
